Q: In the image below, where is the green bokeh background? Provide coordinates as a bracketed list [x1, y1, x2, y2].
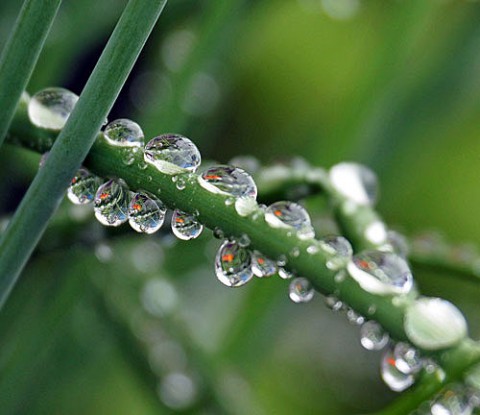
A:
[1, 0, 480, 413]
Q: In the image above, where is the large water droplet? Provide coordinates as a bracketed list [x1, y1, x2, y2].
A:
[404, 297, 467, 350]
[198, 165, 257, 199]
[144, 134, 201, 174]
[215, 240, 253, 287]
[319, 235, 353, 270]
[360, 320, 389, 350]
[67, 168, 101, 205]
[329, 162, 378, 206]
[251, 250, 277, 277]
[265, 201, 314, 240]
[289, 277, 314, 303]
[347, 250, 413, 295]
[430, 387, 473, 415]
[393, 342, 422, 374]
[128, 192, 166, 234]
[103, 118, 144, 147]
[94, 179, 130, 226]
[381, 348, 415, 392]
[171, 209, 203, 240]
[28, 87, 78, 130]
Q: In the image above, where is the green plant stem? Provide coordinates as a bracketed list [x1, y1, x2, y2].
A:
[0, 0, 168, 310]
[0, 0, 62, 149]
[7, 104, 480, 390]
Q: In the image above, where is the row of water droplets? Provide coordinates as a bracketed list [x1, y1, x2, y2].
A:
[28, 87, 471, 402]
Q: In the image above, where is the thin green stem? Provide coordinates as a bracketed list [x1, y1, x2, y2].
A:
[0, 0, 62, 149]
[0, 0, 168, 310]
[7, 104, 480, 384]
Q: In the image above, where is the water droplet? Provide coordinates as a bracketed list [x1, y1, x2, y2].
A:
[213, 227, 225, 239]
[141, 278, 178, 316]
[224, 197, 235, 206]
[360, 321, 389, 350]
[235, 197, 258, 217]
[289, 277, 314, 303]
[28, 87, 78, 130]
[277, 255, 287, 267]
[384, 230, 410, 257]
[175, 177, 186, 190]
[171, 210, 203, 240]
[404, 297, 467, 350]
[198, 165, 257, 199]
[67, 168, 102, 205]
[144, 134, 201, 174]
[103, 118, 144, 147]
[325, 295, 343, 312]
[307, 244, 320, 255]
[215, 240, 254, 287]
[94, 179, 130, 226]
[251, 251, 277, 277]
[121, 148, 136, 166]
[290, 246, 300, 257]
[347, 250, 413, 295]
[237, 234, 251, 248]
[95, 242, 113, 263]
[329, 162, 378, 206]
[347, 308, 365, 325]
[128, 191, 166, 234]
[39, 152, 49, 168]
[393, 342, 422, 374]
[278, 267, 294, 280]
[228, 155, 260, 173]
[430, 387, 473, 415]
[319, 235, 353, 270]
[265, 201, 314, 240]
[381, 348, 415, 392]
[159, 372, 197, 410]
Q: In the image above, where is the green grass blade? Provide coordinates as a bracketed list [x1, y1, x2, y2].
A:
[0, 0, 168, 310]
[0, 0, 62, 148]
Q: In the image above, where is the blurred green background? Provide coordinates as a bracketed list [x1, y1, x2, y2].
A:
[1, 0, 480, 413]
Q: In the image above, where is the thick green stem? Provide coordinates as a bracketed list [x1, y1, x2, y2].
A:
[0, 0, 62, 149]
[0, 0, 168, 310]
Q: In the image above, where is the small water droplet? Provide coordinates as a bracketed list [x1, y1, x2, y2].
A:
[347, 250, 413, 295]
[346, 308, 365, 325]
[224, 197, 235, 206]
[128, 191, 166, 234]
[144, 134, 201, 174]
[319, 235, 353, 270]
[381, 348, 415, 392]
[213, 227, 225, 239]
[307, 244, 319, 255]
[393, 342, 422, 374]
[251, 251, 277, 277]
[121, 148, 136, 166]
[265, 201, 314, 240]
[103, 118, 144, 147]
[277, 255, 287, 267]
[68, 168, 102, 205]
[237, 234, 251, 248]
[404, 297, 467, 350]
[39, 152, 49, 168]
[175, 177, 186, 190]
[94, 179, 130, 226]
[289, 277, 314, 303]
[95, 242, 113, 263]
[334, 270, 347, 283]
[290, 246, 300, 257]
[325, 295, 343, 312]
[278, 267, 294, 280]
[28, 87, 78, 130]
[235, 197, 258, 217]
[329, 162, 378, 206]
[198, 165, 257, 199]
[364, 221, 388, 245]
[171, 209, 203, 240]
[215, 240, 253, 287]
[159, 371, 197, 410]
[430, 387, 473, 415]
[360, 321, 389, 350]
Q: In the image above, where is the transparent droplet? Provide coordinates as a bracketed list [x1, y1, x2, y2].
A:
[329, 162, 378, 206]
[347, 250, 413, 295]
[159, 372, 197, 410]
[67, 168, 102, 205]
[430, 387, 473, 415]
[393, 342, 422, 374]
[289, 277, 314, 303]
[360, 321, 389, 350]
[346, 308, 365, 325]
[384, 230, 410, 257]
[404, 297, 467, 350]
[94, 179, 130, 226]
[28, 87, 78, 130]
[278, 267, 294, 280]
[144, 134, 201, 174]
[215, 240, 254, 287]
[128, 191, 166, 234]
[171, 210, 203, 240]
[381, 348, 415, 392]
[319, 235, 353, 270]
[198, 165, 257, 199]
[265, 201, 314, 240]
[251, 251, 277, 277]
[103, 118, 144, 147]
[235, 196, 258, 217]
[141, 278, 178, 316]
[325, 295, 344, 312]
